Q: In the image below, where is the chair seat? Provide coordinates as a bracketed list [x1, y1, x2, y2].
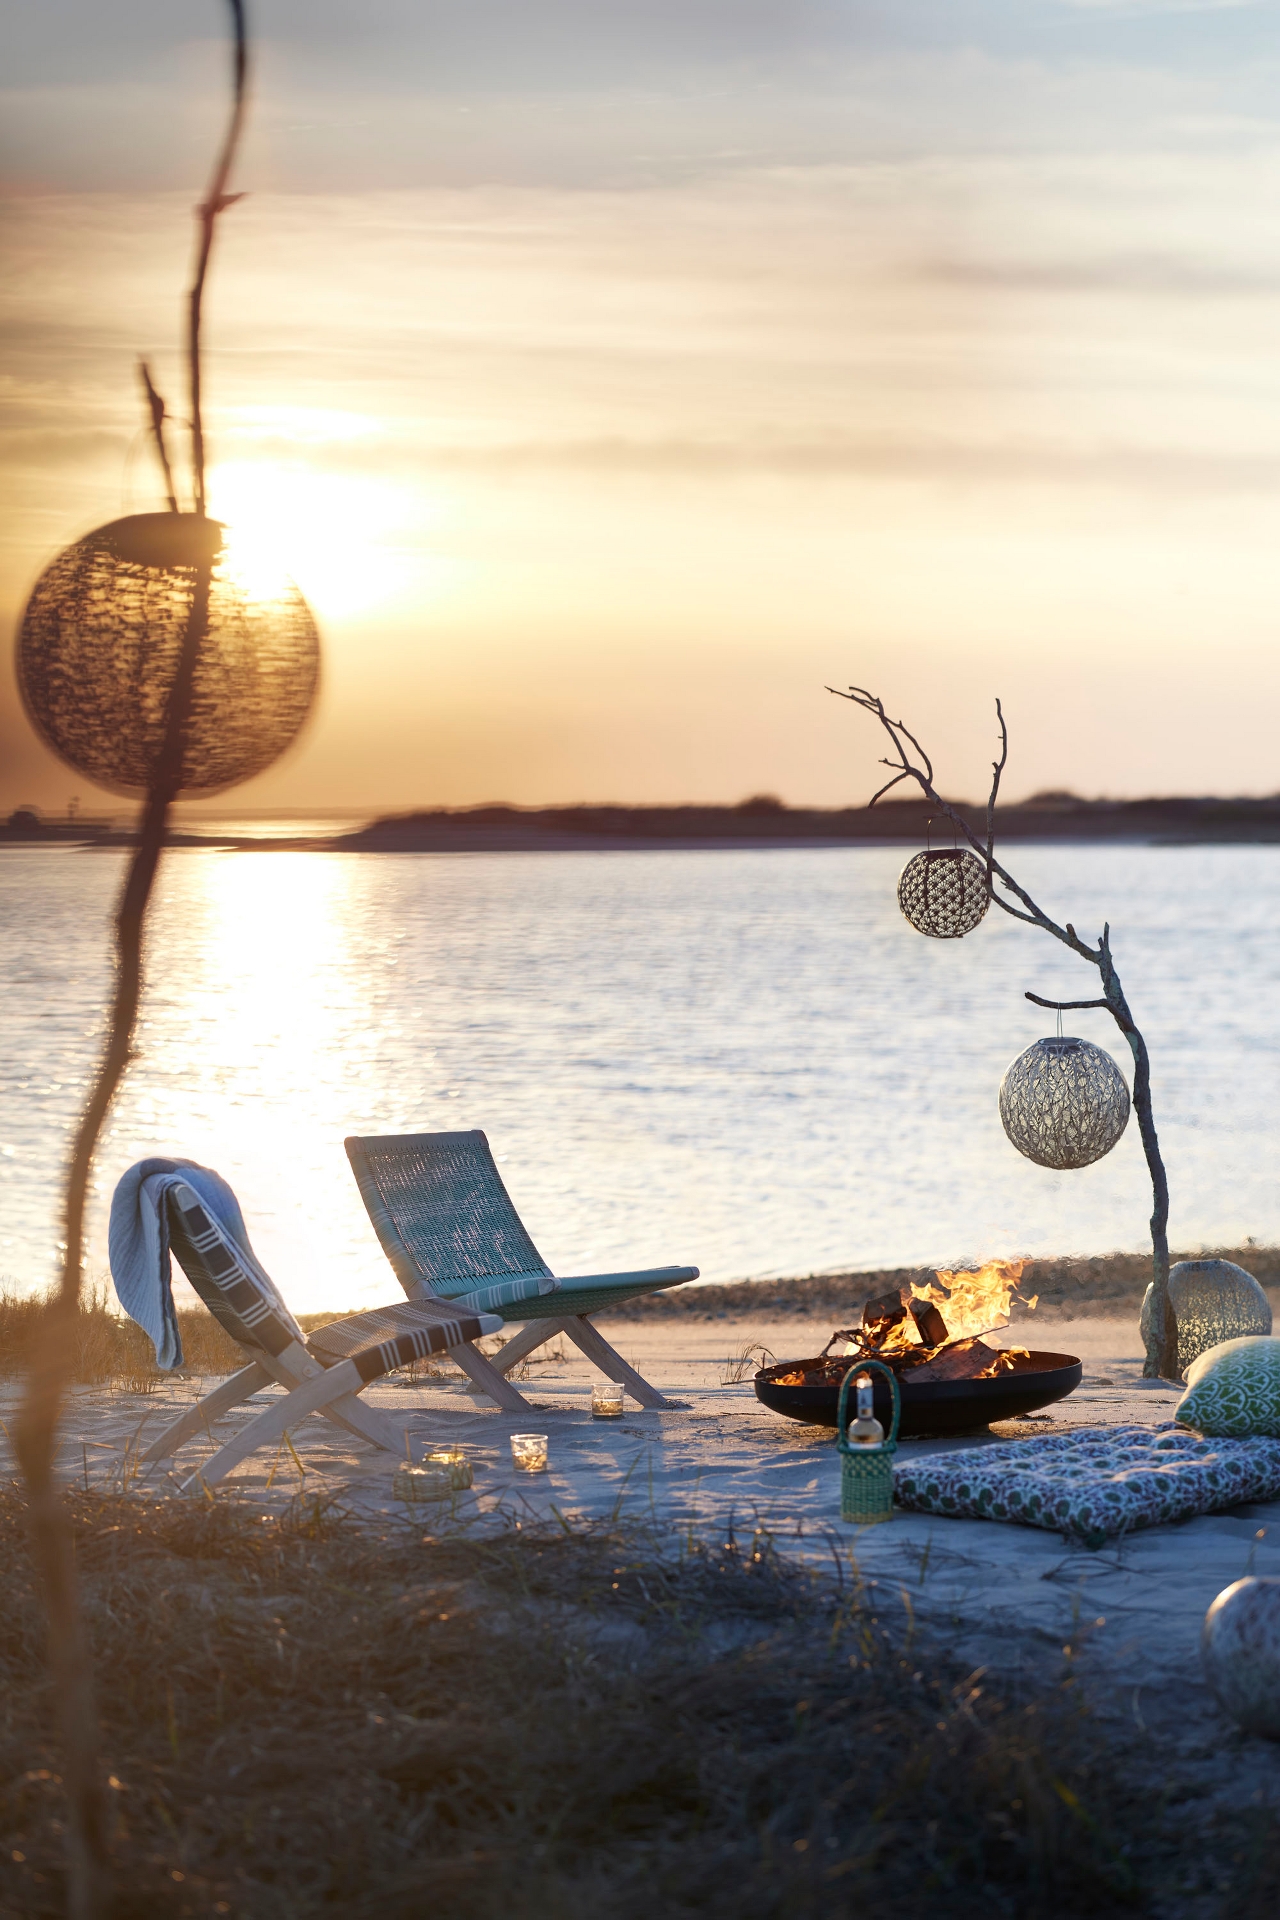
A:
[459, 1267, 698, 1323]
[307, 1297, 504, 1374]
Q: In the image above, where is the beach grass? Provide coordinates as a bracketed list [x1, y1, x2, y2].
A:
[0, 1489, 1270, 1917]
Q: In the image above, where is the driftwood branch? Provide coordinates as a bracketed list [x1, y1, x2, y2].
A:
[15, 9, 252, 1914]
[831, 684, 1178, 1380]
[138, 361, 179, 513]
[1025, 993, 1110, 1012]
[188, 0, 249, 515]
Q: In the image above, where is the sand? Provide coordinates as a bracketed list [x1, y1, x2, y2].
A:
[4, 1309, 1279, 1796]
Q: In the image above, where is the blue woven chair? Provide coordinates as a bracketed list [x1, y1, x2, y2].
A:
[345, 1130, 698, 1411]
[133, 1179, 502, 1489]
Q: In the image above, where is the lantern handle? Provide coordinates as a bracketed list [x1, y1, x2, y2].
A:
[836, 1359, 901, 1454]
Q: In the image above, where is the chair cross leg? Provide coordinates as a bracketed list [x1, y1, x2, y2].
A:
[447, 1339, 533, 1412]
[491, 1317, 571, 1375]
[140, 1360, 272, 1463]
[562, 1314, 674, 1410]
[180, 1356, 397, 1492]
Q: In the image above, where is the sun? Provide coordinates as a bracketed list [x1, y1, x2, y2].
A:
[206, 459, 420, 619]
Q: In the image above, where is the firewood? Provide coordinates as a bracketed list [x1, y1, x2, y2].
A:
[908, 1338, 996, 1383]
[860, 1288, 908, 1343]
[909, 1298, 949, 1347]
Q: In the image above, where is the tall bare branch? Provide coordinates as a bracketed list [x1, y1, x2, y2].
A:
[15, 9, 253, 1912]
[831, 684, 1178, 1380]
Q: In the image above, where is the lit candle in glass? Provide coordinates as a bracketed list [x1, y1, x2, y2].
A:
[591, 1380, 625, 1418]
[510, 1433, 549, 1473]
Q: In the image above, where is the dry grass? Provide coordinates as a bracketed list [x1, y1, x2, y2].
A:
[0, 1291, 245, 1390]
[0, 1487, 1269, 1918]
[0, 1296, 561, 1394]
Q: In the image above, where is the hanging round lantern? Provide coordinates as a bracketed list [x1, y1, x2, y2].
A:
[16, 513, 320, 797]
[1140, 1259, 1272, 1376]
[998, 1036, 1130, 1169]
[897, 848, 989, 939]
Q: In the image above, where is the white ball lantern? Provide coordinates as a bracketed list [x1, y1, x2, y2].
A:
[1202, 1578, 1280, 1739]
[998, 1036, 1130, 1170]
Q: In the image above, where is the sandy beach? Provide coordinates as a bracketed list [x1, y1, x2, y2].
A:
[9, 1306, 1278, 1819]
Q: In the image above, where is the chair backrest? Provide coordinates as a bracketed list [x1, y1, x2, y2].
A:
[166, 1181, 304, 1359]
[344, 1130, 550, 1301]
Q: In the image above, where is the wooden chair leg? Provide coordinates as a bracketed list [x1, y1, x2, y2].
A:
[140, 1361, 272, 1463]
[179, 1357, 373, 1492]
[562, 1315, 674, 1410]
[491, 1318, 571, 1375]
[448, 1340, 533, 1413]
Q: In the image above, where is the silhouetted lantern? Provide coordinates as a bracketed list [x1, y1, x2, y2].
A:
[897, 849, 989, 939]
[998, 1036, 1130, 1169]
[16, 513, 319, 797]
[1141, 1259, 1272, 1376]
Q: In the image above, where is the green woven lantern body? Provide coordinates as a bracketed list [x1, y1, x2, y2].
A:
[837, 1360, 902, 1525]
[17, 513, 320, 798]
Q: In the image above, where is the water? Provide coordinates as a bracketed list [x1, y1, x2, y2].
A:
[0, 843, 1277, 1313]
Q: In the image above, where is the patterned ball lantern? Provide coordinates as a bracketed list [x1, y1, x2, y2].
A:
[16, 513, 319, 797]
[896, 848, 990, 939]
[1140, 1259, 1272, 1377]
[998, 1036, 1130, 1169]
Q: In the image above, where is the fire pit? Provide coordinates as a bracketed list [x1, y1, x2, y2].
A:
[753, 1261, 1082, 1438]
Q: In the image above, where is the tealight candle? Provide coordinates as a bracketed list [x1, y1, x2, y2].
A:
[426, 1446, 473, 1490]
[393, 1461, 454, 1504]
[591, 1380, 625, 1418]
[510, 1433, 549, 1473]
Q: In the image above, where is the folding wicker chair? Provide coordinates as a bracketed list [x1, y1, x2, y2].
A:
[131, 1179, 503, 1490]
[345, 1129, 698, 1412]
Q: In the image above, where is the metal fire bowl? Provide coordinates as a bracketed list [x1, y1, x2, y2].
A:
[754, 1350, 1083, 1437]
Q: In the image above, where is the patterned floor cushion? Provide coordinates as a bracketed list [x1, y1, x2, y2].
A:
[894, 1424, 1280, 1548]
[1175, 1336, 1280, 1438]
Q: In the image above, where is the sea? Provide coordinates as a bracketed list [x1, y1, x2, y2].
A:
[1, 841, 1277, 1313]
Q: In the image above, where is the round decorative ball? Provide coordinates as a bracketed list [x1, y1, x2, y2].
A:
[998, 1036, 1130, 1169]
[16, 513, 320, 797]
[896, 848, 990, 939]
[1202, 1577, 1280, 1739]
[1141, 1260, 1272, 1377]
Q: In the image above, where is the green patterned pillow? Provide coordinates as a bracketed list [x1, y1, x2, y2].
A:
[1176, 1336, 1280, 1438]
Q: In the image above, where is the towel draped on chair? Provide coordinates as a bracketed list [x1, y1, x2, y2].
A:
[108, 1156, 297, 1370]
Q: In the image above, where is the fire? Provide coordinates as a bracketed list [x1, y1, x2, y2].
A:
[911, 1259, 1036, 1343]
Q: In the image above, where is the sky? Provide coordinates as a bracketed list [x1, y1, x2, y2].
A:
[6, 1, 1280, 813]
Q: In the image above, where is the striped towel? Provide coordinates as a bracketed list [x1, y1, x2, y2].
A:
[108, 1158, 292, 1370]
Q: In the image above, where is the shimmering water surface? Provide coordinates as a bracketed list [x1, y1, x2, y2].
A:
[1, 844, 1276, 1312]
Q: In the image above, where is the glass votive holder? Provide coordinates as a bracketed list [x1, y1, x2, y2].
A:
[591, 1380, 625, 1418]
[393, 1461, 455, 1505]
[510, 1433, 549, 1473]
[426, 1446, 473, 1491]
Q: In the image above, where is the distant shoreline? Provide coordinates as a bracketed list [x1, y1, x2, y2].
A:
[599, 1244, 1280, 1321]
[9, 793, 1280, 852]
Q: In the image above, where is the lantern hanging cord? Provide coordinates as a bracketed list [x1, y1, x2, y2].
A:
[189, 0, 249, 518]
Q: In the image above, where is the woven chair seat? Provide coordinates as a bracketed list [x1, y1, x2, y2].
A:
[307, 1298, 498, 1379]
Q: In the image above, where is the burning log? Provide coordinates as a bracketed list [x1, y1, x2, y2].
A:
[908, 1298, 950, 1347]
[860, 1288, 910, 1345]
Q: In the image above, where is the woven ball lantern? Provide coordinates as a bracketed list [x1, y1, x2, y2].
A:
[17, 513, 319, 797]
[998, 1035, 1130, 1169]
[1141, 1259, 1272, 1376]
[897, 848, 989, 939]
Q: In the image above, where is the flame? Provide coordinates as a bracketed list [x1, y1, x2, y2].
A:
[977, 1346, 1031, 1377]
[911, 1259, 1034, 1342]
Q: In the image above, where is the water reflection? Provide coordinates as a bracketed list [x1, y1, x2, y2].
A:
[0, 843, 1277, 1311]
